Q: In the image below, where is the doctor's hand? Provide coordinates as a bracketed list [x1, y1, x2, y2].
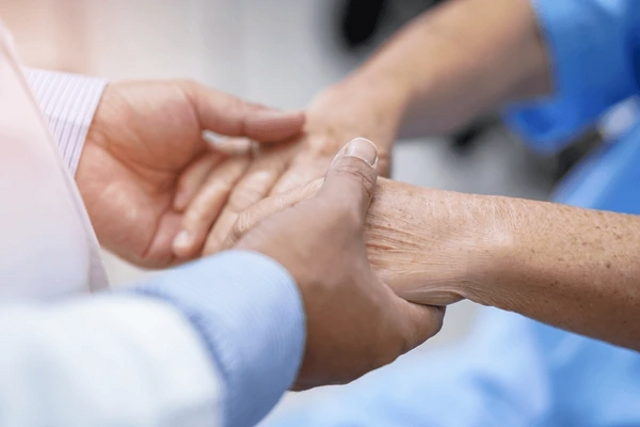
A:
[173, 84, 400, 258]
[76, 80, 304, 268]
[236, 138, 444, 389]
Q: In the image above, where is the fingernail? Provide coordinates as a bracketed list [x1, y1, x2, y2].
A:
[173, 230, 192, 251]
[203, 130, 224, 147]
[345, 138, 378, 166]
[256, 109, 302, 119]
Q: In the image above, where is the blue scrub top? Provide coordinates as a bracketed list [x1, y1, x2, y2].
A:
[265, 1, 640, 425]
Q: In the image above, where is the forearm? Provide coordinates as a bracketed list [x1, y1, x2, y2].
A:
[467, 197, 640, 351]
[365, 180, 640, 350]
[325, 0, 550, 144]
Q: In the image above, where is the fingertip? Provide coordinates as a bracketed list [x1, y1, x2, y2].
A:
[246, 110, 306, 143]
[173, 193, 189, 212]
[322, 138, 379, 216]
[338, 137, 378, 167]
[172, 230, 195, 258]
[256, 109, 305, 122]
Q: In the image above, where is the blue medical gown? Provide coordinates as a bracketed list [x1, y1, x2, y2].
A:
[264, 0, 640, 425]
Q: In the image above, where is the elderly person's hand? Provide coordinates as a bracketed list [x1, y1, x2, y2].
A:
[77, 79, 304, 268]
[172, 81, 405, 258]
[237, 137, 444, 389]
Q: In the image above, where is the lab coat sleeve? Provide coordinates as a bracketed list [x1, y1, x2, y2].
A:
[0, 296, 222, 427]
[23, 69, 106, 175]
[504, 0, 640, 154]
[0, 251, 305, 427]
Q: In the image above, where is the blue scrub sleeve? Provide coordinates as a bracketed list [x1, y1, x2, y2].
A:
[504, 0, 640, 154]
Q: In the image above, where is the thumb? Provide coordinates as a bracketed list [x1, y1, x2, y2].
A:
[223, 179, 323, 250]
[184, 81, 305, 143]
[320, 137, 379, 218]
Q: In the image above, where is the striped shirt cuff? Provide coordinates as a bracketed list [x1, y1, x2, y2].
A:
[24, 69, 107, 176]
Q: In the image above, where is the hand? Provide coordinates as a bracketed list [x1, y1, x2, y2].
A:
[236, 138, 444, 389]
[226, 177, 497, 307]
[172, 82, 404, 258]
[76, 79, 305, 268]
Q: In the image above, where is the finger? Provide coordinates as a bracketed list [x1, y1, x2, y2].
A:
[202, 134, 256, 157]
[174, 152, 224, 211]
[319, 137, 379, 219]
[202, 147, 293, 255]
[269, 154, 333, 195]
[183, 81, 305, 143]
[172, 155, 251, 259]
[223, 179, 323, 250]
[394, 295, 446, 351]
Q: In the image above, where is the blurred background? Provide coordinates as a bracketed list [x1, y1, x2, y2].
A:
[1, 0, 627, 423]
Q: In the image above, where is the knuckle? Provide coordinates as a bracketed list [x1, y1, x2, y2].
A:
[184, 204, 208, 225]
[227, 187, 259, 212]
[233, 212, 253, 240]
[177, 78, 200, 97]
[333, 161, 376, 195]
[177, 78, 197, 88]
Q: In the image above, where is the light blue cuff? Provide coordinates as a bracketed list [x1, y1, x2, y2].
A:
[135, 251, 306, 427]
[504, 0, 639, 153]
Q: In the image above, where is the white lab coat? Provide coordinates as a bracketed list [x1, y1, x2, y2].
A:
[0, 24, 222, 426]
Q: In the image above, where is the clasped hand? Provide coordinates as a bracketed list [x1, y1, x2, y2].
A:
[234, 138, 443, 388]
[78, 78, 448, 387]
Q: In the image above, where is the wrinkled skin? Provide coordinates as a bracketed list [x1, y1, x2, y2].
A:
[225, 177, 498, 306]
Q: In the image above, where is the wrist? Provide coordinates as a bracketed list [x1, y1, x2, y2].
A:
[454, 195, 520, 307]
[307, 70, 411, 154]
[368, 181, 512, 306]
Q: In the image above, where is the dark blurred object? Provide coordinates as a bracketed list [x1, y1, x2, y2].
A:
[450, 117, 498, 154]
[340, 0, 387, 48]
[339, 0, 446, 50]
[554, 130, 603, 182]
